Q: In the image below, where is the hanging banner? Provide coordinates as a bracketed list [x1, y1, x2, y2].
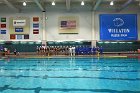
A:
[24, 34, 29, 39]
[1, 30, 6, 34]
[33, 29, 39, 34]
[1, 18, 6, 22]
[1, 24, 6, 28]
[33, 23, 39, 28]
[32, 17, 39, 34]
[16, 35, 23, 39]
[33, 17, 39, 22]
[100, 14, 137, 40]
[0, 17, 7, 34]
[10, 34, 16, 39]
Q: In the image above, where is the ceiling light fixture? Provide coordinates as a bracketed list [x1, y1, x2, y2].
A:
[52, 1, 55, 6]
[23, 1, 26, 6]
[110, 1, 114, 6]
[81, 1, 84, 6]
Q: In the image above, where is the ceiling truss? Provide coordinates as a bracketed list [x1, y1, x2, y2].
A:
[0, 0, 138, 12]
[3, 0, 19, 12]
[66, 0, 71, 11]
[33, 0, 45, 11]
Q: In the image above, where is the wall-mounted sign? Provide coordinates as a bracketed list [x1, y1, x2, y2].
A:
[33, 23, 39, 28]
[33, 29, 39, 34]
[33, 17, 39, 22]
[10, 34, 16, 39]
[100, 14, 137, 40]
[16, 35, 23, 39]
[13, 20, 26, 26]
[1, 24, 6, 28]
[1, 30, 6, 34]
[15, 28, 23, 32]
[58, 16, 79, 34]
[60, 20, 76, 29]
[1, 18, 6, 22]
[24, 34, 29, 39]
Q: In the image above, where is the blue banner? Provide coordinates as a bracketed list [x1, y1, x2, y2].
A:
[1, 30, 6, 34]
[16, 35, 23, 39]
[100, 14, 137, 40]
[33, 23, 39, 28]
[15, 28, 23, 32]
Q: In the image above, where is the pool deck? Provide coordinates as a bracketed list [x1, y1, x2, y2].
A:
[1, 52, 140, 59]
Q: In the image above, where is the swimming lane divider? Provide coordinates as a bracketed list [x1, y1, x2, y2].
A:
[0, 75, 140, 81]
[0, 85, 140, 93]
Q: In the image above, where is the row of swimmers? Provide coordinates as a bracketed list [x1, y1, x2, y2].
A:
[36, 46, 103, 56]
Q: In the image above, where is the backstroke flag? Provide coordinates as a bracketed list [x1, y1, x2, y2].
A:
[100, 14, 137, 40]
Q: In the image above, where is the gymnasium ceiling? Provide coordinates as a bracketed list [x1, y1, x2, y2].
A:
[0, 0, 139, 12]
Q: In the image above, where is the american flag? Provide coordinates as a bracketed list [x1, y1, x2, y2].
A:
[61, 20, 76, 29]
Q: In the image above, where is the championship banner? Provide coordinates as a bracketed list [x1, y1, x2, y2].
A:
[24, 34, 29, 39]
[33, 29, 39, 34]
[1, 24, 6, 28]
[16, 35, 23, 39]
[1, 18, 6, 22]
[100, 14, 137, 40]
[33, 17, 39, 22]
[32, 17, 39, 34]
[1, 30, 6, 34]
[10, 34, 16, 39]
[33, 23, 39, 28]
[0, 17, 7, 34]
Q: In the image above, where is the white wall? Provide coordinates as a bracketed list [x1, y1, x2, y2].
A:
[46, 11, 92, 41]
[0, 3, 93, 41]
[0, 4, 140, 41]
[0, 11, 92, 41]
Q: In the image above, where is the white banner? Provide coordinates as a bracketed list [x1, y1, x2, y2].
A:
[13, 20, 26, 26]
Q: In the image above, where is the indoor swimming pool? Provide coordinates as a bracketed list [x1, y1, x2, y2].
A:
[0, 57, 140, 93]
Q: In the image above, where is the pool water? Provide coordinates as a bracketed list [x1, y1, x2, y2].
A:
[0, 57, 140, 93]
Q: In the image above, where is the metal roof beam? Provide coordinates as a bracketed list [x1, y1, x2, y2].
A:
[33, 0, 45, 11]
[66, 0, 71, 11]
[93, 0, 102, 11]
[3, 0, 19, 12]
[118, 0, 133, 11]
